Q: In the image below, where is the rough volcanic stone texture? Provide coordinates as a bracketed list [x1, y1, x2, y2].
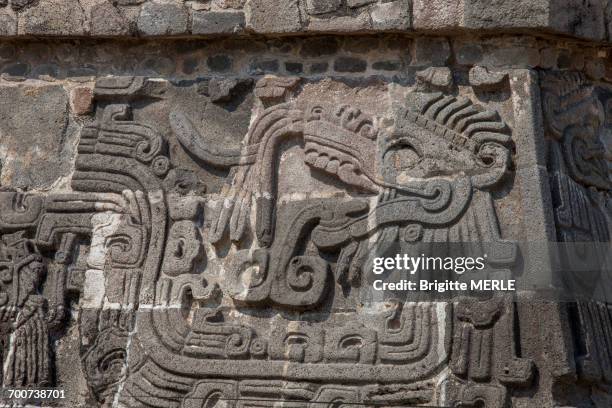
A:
[0, 0, 606, 40]
[0, 4, 611, 408]
[0, 84, 72, 189]
[19, 0, 86, 36]
[192, 10, 246, 34]
[415, 0, 607, 40]
[137, 2, 189, 36]
[0, 10, 16, 36]
[246, 0, 303, 33]
[306, 0, 342, 15]
[90, 2, 132, 36]
[370, 0, 411, 30]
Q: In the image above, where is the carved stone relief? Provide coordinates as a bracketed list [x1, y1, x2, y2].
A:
[0, 32, 611, 406]
[0, 66, 540, 408]
[541, 71, 612, 389]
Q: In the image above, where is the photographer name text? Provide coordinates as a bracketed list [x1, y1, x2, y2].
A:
[372, 279, 516, 292]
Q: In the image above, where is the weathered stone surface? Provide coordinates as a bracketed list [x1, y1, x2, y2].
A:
[0, 10, 16, 36]
[309, 61, 329, 73]
[306, 0, 341, 15]
[192, 10, 245, 34]
[2, 62, 589, 407]
[0, 84, 71, 188]
[0, 0, 608, 40]
[249, 58, 279, 73]
[416, 66, 453, 89]
[334, 56, 367, 72]
[370, 0, 411, 30]
[347, 0, 376, 7]
[468, 65, 509, 87]
[1, 61, 29, 76]
[90, 1, 132, 36]
[137, 2, 188, 36]
[284, 61, 303, 74]
[18, 0, 86, 36]
[0, 3, 612, 408]
[246, 0, 303, 33]
[207, 54, 233, 72]
[414, 0, 607, 40]
[414, 37, 451, 66]
[372, 59, 401, 71]
[8, 0, 36, 10]
[306, 10, 371, 32]
[300, 36, 340, 57]
[70, 86, 94, 115]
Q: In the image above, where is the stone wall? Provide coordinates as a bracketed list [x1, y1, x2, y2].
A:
[0, 1, 611, 408]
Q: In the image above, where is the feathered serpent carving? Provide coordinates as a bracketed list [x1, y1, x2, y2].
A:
[387, 92, 513, 189]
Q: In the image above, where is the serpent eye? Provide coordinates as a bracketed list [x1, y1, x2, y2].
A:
[384, 141, 422, 171]
[309, 106, 324, 120]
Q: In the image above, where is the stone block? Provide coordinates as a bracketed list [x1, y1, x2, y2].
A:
[333, 56, 367, 72]
[284, 61, 303, 74]
[306, 0, 341, 15]
[412, 0, 462, 29]
[343, 36, 380, 53]
[18, 0, 86, 36]
[455, 42, 484, 66]
[416, 66, 453, 89]
[300, 36, 340, 57]
[414, 37, 451, 66]
[1, 62, 29, 76]
[70, 86, 94, 115]
[0, 43, 16, 60]
[546, 0, 605, 41]
[192, 10, 246, 34]
[8, 0, 36, 10]
[246, 0, 303, 33]
[347, 0, 376, 8]
[539, 48, 559, 69]
[309, 61, 329, 74]
[468, 66, 508, 88]
[462, 0, 550, 29]
[217, 0, 245, 8]
[482, 43, 541, 68]
[372, 60, 402, 71]
[137, 2, 188, 36]
[414, 0, 606, 40]
[249, 58, 280, 74]
[306, 12, 371, 32]
[0, 10, 16, 36]
[207, 54, 233, 72]
[370, 0, 411, 30]
[90, 2, 131, 36]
